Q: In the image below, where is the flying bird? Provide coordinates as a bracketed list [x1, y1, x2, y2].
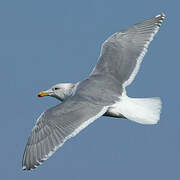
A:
[22, 13, 165, 170]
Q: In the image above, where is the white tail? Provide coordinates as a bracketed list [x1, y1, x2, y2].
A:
[111, 96, 162, 124]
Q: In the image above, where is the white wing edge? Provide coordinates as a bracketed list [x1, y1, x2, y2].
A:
[122, 13, 165, 88]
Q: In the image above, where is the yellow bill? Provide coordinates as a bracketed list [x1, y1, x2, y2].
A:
[38, 91, 49, 98]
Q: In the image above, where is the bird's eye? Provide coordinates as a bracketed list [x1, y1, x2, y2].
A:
[54, 87, 60, 90]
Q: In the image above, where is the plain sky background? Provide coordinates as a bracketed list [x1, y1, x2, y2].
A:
[0, 0, 179, 179]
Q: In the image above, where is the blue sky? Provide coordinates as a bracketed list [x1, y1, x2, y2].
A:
[0, 0, 179, 179]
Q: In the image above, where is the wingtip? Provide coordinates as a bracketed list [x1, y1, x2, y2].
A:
[154, 13, 166, 27]
[161, 13, 166, 18]
[22, 166, 26, 171]
[156, 13, 166, 19]
[22, 165, 37, 171]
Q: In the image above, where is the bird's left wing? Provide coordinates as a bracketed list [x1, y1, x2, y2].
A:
[22, 95, 108, 170]
[91, 14, 165, 88]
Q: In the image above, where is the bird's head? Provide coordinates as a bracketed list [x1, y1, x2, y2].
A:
[38, 83, 75, 101]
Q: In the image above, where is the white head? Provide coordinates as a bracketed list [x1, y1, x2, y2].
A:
[38, 83, 75, 101]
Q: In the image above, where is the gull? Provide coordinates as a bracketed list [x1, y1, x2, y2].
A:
[22, 13, 165, 170]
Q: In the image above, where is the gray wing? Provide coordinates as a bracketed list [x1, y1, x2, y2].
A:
[22, 95, 108, 170]
[91, 13, 165, 88]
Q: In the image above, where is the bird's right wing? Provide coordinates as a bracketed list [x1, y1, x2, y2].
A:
[91, 14, 165, 88]
[22, 95, 108, 170]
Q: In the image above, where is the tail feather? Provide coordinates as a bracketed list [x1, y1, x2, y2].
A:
[112, 96, 162, 124]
